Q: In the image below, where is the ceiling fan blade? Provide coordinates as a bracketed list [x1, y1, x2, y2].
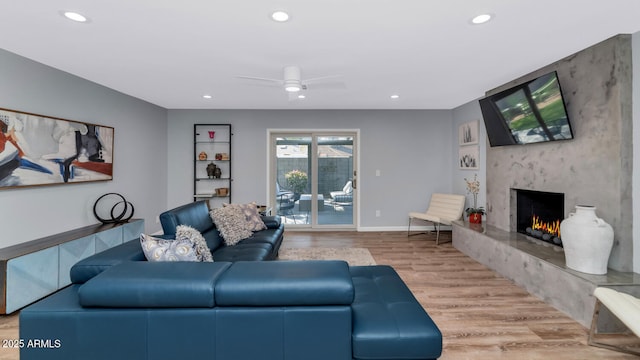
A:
[236, 75, 283, 84]
[304, 81, 346, 90]
[303, 74, 342, 84]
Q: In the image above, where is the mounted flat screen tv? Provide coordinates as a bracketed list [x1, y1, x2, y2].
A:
[479, 71, 574, 147]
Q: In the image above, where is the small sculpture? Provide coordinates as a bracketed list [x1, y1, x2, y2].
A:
[198, 151, 207, 161]
[213, 165, 222, 179]
[206, 162, 218, 179]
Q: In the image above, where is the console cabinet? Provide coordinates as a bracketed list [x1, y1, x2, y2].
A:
[194, 124, 232, 208]
[0, 219, 144, 314]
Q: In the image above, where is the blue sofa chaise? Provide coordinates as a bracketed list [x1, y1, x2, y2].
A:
[20, 260, 443, 360]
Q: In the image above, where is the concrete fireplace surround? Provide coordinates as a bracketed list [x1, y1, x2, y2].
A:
[452, 34, 640, 328]
[486, 34, 633, 273]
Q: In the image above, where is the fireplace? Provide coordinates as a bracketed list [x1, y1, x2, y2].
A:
[514, 189, 564, 246]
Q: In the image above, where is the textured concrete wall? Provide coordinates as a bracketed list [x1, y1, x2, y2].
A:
[485, 35, 633, 272]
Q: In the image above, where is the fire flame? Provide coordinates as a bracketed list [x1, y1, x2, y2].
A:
[532, 214, 561, 237]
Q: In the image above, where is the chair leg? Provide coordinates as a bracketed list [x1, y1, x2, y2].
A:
[588, 299, 640, 356]
[407, 217, 428, 237]
[435, 223, 441, 245]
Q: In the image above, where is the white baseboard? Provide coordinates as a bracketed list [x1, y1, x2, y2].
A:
[357, 225, 450, 232]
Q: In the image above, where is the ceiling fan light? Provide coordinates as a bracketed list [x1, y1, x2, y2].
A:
[284, 80, 301, 92]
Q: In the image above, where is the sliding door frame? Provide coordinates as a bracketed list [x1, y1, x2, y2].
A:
[267, 128, 360, 230]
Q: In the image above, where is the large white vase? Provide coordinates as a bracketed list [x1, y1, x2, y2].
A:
[560, 205, 614, 275]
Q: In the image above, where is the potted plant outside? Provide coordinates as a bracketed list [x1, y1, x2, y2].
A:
[285, 169, 308, 200]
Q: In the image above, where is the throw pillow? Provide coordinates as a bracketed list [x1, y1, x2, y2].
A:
[140, 233, 199, 262]
[223, 201, 267, 231]
[209, 206, 253, 246]
[175, 225, 214, 262]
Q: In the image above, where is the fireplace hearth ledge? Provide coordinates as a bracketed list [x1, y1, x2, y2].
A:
[452, 220, 640, 328]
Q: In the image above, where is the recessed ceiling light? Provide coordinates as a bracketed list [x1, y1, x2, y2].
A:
[390, 94, 400, 99]
[271, 11, 290, 22]
[471, 14, 492, 24]
[298, 94, 306, 99]
[202, 94, 212, 99]
[62, 11, 88, 23]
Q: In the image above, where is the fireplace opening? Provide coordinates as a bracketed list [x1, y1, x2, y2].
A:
[515, 189, 564, 247]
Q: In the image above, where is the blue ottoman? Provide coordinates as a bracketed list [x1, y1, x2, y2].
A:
[350, 265, 442, 360]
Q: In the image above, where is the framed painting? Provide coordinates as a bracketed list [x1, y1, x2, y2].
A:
[0, 107, 113, 189]
[459, 146, 479, 170]
[459, 120, 479, 145]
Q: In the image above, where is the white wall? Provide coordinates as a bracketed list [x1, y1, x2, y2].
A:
[0, 49, 169, 248]
[167, 109, 454, 229]
[451, 100, 486, 217]
[633, 31, 640, 273]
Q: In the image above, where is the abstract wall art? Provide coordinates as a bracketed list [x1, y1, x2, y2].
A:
[0, 107, 113, 189]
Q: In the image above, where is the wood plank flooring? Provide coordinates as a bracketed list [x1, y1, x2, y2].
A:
[0, 230, 637, 359]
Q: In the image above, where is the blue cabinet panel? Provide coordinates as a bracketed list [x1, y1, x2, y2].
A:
[58, 235, 95, 287]
[6, 247, 59, 313]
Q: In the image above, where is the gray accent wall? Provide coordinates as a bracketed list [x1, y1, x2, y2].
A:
[634, 32, 640, 274]
[484, 35, 634, 272]
[167, 110, 454, 229]
[0, 49, 169, 248]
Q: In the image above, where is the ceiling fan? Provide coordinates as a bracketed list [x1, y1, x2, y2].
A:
[236, 66, 345, 96]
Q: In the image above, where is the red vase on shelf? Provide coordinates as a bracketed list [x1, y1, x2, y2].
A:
[468, 213, 482, 224]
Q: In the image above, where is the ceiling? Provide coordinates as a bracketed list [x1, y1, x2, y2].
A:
[1, 1, 639, 110]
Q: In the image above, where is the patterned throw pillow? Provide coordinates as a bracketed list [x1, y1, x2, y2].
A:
[140, 233, 199, 262]
[209, 206, 253, 246]
[223, 202, 267, 231]
[175, 225, 214, 262]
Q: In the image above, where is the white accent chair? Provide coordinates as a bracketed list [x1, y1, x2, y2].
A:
[588, 287, 640, 356]
[408, 193, 466, 245]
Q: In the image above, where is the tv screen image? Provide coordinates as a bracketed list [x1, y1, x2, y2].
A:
[479, 71, 574, 147]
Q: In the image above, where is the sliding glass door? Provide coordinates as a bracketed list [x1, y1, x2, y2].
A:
[270, 131, 357, 229]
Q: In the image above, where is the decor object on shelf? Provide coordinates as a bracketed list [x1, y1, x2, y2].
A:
[198, 151, 208, 160]
[215, 187, 229, 196]
[93, 192, 134, 224]
[206, 162, 217, 179]
[464, 174, 485, 223]
[285, 169, 308, 197]
[0, 107, 113, 188]
[560, 205, 613, 275]
[208, 131, 215, 139]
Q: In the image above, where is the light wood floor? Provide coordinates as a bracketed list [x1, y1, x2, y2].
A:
[1, 230, 638, 359]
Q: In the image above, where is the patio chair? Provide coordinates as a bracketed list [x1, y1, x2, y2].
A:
[330, 180, 353, 205]
[276, 182, 297, 223]
[408, 193, 465, 245]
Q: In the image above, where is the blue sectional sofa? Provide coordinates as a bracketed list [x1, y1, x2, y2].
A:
[20, 260, 442, 360]
[19, 201, 443, 359]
